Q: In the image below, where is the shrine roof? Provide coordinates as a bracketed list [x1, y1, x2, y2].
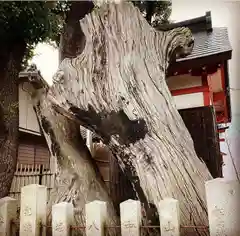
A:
[177, 27, 232, 62]
[159, 12, 232, 72]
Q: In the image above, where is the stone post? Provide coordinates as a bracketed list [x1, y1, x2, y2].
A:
[86, 200, 107, 236]
[120, 199, 141, 236]
[0, 197, 17, 236]
[52, 202, 74, 236]
[205, 178, 240, 236]
[19, 184, 47, 236]
[158, 198, 180, 236]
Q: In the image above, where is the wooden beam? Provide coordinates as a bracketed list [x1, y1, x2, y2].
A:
[171, 85, 208, 96]
[213, 91, 225, 102]
[202, 72, 210, 106]
[220, 64, 229, 121]
[167, 51, 231, 76]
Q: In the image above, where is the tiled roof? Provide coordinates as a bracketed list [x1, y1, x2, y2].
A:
[158, 11, 232, 63]
[177, 27, 232, 62]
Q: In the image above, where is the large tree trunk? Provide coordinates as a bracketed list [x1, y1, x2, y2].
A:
[51, 2, 120, 234]
[0, 42, 26, 198]
[59, 1, 94, 63]
[29, 80, 119, 235]
[47, 2, 212, 234]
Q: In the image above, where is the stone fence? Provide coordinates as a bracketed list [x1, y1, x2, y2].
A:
[0, 178, 240, 236]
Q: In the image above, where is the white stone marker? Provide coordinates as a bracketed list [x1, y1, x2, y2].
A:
[19, 184, 47, 236]
[0, 197, 17, 236]
[86, 200, 107, 236]
[158, 198, 180, 236]
[120, 199, 141, 236]
[205, 178, 240, 236]
[52, 202, 74, 236]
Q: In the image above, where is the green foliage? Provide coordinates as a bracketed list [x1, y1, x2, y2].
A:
[0, 1, 171, 45]
[0, 1, 62, 45]
[21, 44, 35, 70]
[132, 0, 172, 26]
[0, 1, 67, 68]
[0, 0, 171, 68]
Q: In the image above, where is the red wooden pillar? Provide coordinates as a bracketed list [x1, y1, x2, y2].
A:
[202, 71, 211, 106]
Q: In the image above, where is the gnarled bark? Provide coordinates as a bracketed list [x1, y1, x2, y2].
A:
[47, 2, 212, 235]
[28, 80, 119, 235]
[26, 2, 214, 236]
[0, 41, 26, 198]
[59, 1, 94, 63]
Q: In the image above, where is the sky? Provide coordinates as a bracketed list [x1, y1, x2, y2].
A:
[31, 43, 59, 86]
[30, 1, 240, 180]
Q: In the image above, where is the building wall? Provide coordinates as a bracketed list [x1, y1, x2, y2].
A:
[208, 69, 223, 93]
[172, 92, 205, 110]
[18, 82, 50, 167]
[167, 74, 202, 90]
[167, 69, 224, 111]
[92, 143, 111, 190]
[19, 83, 40, 134]
[18, 132, 50, 167]
[179, 106, 222, 178]
[167, 74, 205, 109]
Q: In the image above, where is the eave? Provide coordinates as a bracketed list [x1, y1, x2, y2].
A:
[167, 50, 232, 77]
